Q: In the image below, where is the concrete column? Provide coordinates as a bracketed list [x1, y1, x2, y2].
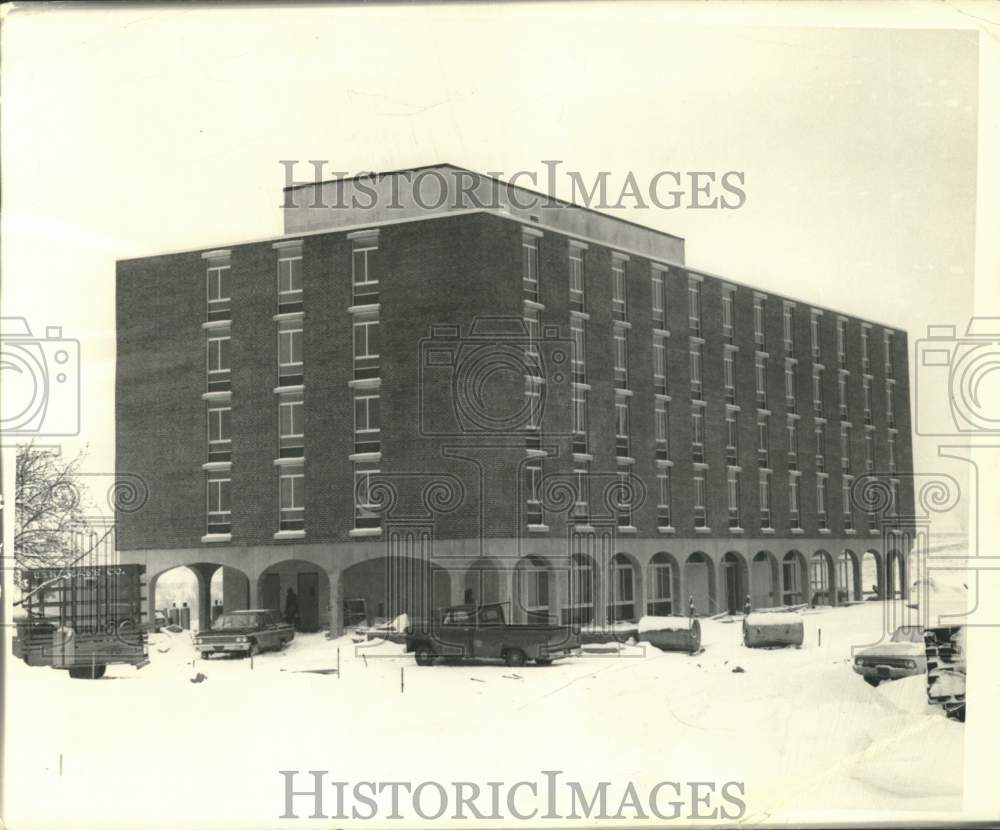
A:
[221, 567, 249, 612]
[328, 569, 343, 637]
[188, 564, 220, 631]
[496, 564, 516, 623]
[829, 556, 839, 607]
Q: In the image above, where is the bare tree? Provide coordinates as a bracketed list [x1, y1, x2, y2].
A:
[14, 442, 88, 569]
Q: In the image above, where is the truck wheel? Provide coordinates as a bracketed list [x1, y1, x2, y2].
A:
[247, 641, 259, 658]
[534, 657, 553, 666]
[414, 644, 435, 666]
[505, 648, 526, 668]
[69, 664, 106, 679]
[864, 676, 880, 687]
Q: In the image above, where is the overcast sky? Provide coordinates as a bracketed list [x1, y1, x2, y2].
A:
[2, 3, 989, 532]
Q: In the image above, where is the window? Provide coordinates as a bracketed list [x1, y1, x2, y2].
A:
[570, 317, 586, 384]
[786, 418, 799, 470]
[611, 555, 635, 613]
[525, 377, 542, 450]
[785, 359, 797, 413]
[783, 302, 795, 353]
[863, 377, 873, 426]
[352, 234, 379, 305]
[724, 348, 736, 404]
[889, 478, 899, 517]
[278, 394, 304, 457]
[865, 431, 875, 473]
[754, 295, 766, 350]
[759, 470, 772, 529]
[887, 431, 897, 474]
[206, 261, 231, 321]
[611, 256, 628, 321]
[206, 475, 231, 535]
[525, 462, 543, 525]
[354, 394, 380, 455]
[207, 405, 231, 463]
[722, 287, 735, 345]
[657, 471, 672, 529]
[279, 471, 305, 531]
[572, 387, 588, 455]
[815, 423, 826, 473]
[690, 340, 703, 399]
[842, 475, 854, 531]
[817, 476, 828, 529]
[812, 365, 824, 418]
[884, 331, 896, 379]
[569, 244, 585, 311]
[755, 353, 768, 409]
[725, 410, 739, 466]
[648, 556, 673, 614]
[840, 423, 851, 474]
[838, 372, 848, 421]
[277, 324, 303, 386]
[837, 319, 848, 369]
[613, 328, 629, 389]
[277, 246, 303, 313]
[810, 311, 822, 363]
[653, 334, 668, 396]
[688, 278, 702, 336]
[522, 233, 539, 302]
[573, 468, 590, 525]
[354, 467, 380, 530]
[655, 399, 669, 461]
[727, 468, 741, 529]
[615, 473, 632, 528]
[353, 317, 380, 379]
[207, 334, 231, 392]
[651, 267, 666, 328]
[757, 412, 770, 468]
[524, 308, 541, 372]
[694, 472, 707, 528]
[692, 408, 705, 464]
[615, 399, 630, 459]
[861, 325, 872, 374]
[522, 562, 549, 611]
[789, 473, 801, 529]
[886, 382, 896, 428]
[569, 550, 593, 608]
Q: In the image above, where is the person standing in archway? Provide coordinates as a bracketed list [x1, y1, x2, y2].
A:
[284, 587, 300, 630]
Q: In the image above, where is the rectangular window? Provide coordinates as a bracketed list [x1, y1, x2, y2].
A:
[815, 423, 826, 473]
[277, 324, 304, 386]
[354, 467, 380, 530]
[725, 410, 739, 466]
[278, 471, 305, 532]
[571, 317, 586, 384]
[785, 359, 797, 414]
[865, 430, 875, 474]
[889, 478, 899, 517]
[727, 468, 741, 529]
[569, 244, 585, 311]
[812, 365, 824, 418]
[817, 476, 828, 529]
[352, 234, 379, 305]
[757, 412, 770, 468]
[572, 386, 588, 455]
[840, 423, 851, 474]
[789, 473, 801, 529]
[651, 267, 666, 328]
[692, 408, 705, 464]
[838, 372, 848, 421]
[863, 376, 873, 426]
[786, 418, 799, 470]
[783, 302, 795, 353]
[653, 334, 668, 396]
[759, 469, 772, 529]
[837, 319, 848, 369]
[353, 317, 380, 380]
[690, 340, 703, 399]
[615, 399, 630, 459]
[613, 328, 629, 390]
[278, 394, 305, 458]
[842, 475, 854, 531]
[648, 556, 673, 614]
[657, 470, 672, 529]
[655, 399, 669, 461]
[277, 247, 304, 313]
[886, 382, 896, 428]
[754, 295, 766, 351]
[861, 325, 872, 374]
[811, 311, 822, 363]
[887, 431, 897, 474]
[524, 308, 540, 374]
[724, 348, 736, 404]
[206, 475, 231, 535]
[206, 334, 231, 392]
[525, 377, 542, 449]
[885, 331, 896, 379]
[694, 472, 707, 528]
[206, 261, 231, 321]
[522, 234, 539, 302]
[572, 468, 590, 525]
[354, 394, 380, 455]
[688, 278, 702, 336]
[722, 287, 735, 345]
[523, 566, 549, 611]
[616, 471, 632, 528]
[207, 405, 231, 463]
[755, 353, 768, 409]
[525, 462, 543, 525]
[611, 256, 628, 321]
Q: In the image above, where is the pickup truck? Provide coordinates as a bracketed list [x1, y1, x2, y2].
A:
[404, 603, 580, 667]
[195, 609, 294, 659]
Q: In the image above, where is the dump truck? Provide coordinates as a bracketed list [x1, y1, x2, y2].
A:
[12, 564, 149, 679]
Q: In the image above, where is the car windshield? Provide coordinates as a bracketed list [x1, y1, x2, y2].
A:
[891, 625, 924, 643]
[213, 614, 259, 630]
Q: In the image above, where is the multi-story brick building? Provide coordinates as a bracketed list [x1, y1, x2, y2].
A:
[116, 164, 914, 633]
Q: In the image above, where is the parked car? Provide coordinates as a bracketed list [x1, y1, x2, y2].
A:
[195, 609, 294, 659]
[852, 624, 926, 686]
[405, 602, 580, 667]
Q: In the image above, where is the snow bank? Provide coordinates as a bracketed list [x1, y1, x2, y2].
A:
[876, 675, 934, 715]
[637, 615, 695, 633]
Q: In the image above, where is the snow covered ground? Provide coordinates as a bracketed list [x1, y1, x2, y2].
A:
[3, 601, 964, 828]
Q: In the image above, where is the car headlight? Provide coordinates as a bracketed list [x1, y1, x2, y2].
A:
[235, 636, 247, 643]
[904, 659, 916, 669]
[854, 657, 863, 666]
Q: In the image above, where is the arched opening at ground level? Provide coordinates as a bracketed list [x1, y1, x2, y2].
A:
[809, 550, 836, 607]
[565, 552, 598, 625]
[342, 555, 450, 628]
[750, 551, 780, 610]
[862, 549, 883, 599]
[514, 555, 554, 624]
[684, 552, 716, 616]
[462, 557, 503, 607]
[838, 550, 861, 603]
[722, 551, 749, 614]
[150, 562, 251, 632]
[647, 552, 680, 616]
[259, 560, 331, 633]
[782, 550, 808, 606]
[608, 552, 642, 623]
